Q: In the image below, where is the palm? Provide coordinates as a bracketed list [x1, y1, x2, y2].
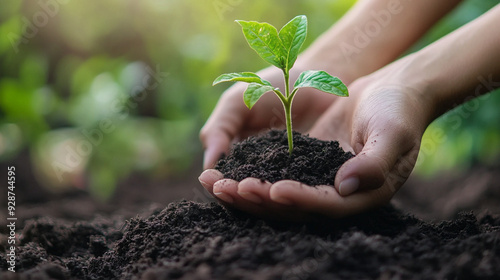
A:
[201, 65, 338, 168]
[199, 75, 431, 220]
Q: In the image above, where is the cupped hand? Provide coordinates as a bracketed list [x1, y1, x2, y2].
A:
[200, 61, 352, 169]
[199, 59, 436, 220]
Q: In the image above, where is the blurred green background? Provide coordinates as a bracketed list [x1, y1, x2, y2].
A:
[1, 0, 499, 199]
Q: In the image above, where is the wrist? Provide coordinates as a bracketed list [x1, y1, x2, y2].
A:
[400, 52, 439, 119]
[360, 52, 439, 127]
[297, 43, 360, 86]
[398, 4, 500, 120]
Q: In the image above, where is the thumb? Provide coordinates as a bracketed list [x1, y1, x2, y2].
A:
[200, 90, 249, 169]
[200, 129, 232, 169]
[334, 129, 416, 196]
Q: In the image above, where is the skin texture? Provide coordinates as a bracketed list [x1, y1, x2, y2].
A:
[199, 0, 500, 220]
[201, 0, 463, 169]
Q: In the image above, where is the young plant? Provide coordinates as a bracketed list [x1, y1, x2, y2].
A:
[213, 15, 348, 155]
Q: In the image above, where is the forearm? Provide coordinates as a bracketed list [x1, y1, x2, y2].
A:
[299, 0, 462, 84]
[403, 4, 500, 120]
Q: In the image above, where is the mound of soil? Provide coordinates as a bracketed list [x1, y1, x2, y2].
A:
[216, 130, 354, 185]
[1, 201, 499, 279]
[2, 133, 500, 279]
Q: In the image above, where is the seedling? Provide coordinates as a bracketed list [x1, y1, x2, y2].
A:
[213, 15, 348, 154]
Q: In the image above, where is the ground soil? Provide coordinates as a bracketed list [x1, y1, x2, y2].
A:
[1, 202, 499, 279]
[1, 133, 500, 279]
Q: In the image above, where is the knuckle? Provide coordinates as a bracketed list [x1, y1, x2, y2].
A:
[199, 126, 207, 140]
[199, 125, 211, 143]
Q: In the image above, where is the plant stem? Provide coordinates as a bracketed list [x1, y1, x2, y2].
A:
[283, 69, 293, 155]
[284, 70, 290, 98]
[283, 99, 293, 155]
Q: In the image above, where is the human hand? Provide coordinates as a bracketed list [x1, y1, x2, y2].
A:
[200, 62, 352, 170]
[198, 0, 496, 220]
[200, 0, 453, 171]
[199, 59, 435, 220]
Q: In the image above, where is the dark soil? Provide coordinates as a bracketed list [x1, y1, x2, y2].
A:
[1, 201, 500, 279]
[1, 137, 500, 279]
[216, 130, 354, 185]
[394, 159, 500, 220]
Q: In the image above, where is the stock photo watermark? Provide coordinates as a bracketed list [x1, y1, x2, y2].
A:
[192, 187, 215, 203]
[386, 74, 500, 192]
[281, 238, 337, 280]
[8, 0, 71, 54]
[443, 74, 499, 130]
[51, 64, 168, 182]
[213, 0, 243, 20]
[5, 166, 17, 272]
[339, 0, 409, 62]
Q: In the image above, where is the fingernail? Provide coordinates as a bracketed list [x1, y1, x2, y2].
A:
[272, 196, 293, 206]
[214, 192, 234, 203]
[198, 178, 210, 189]
[237, 191, 263, 204]
[339, 177, 359, 196]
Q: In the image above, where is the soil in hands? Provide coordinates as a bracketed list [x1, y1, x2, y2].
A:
[215, 129, 354, 185]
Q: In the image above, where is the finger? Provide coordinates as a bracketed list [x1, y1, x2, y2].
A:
[213, 178, 267, 208]
[213, 178, 295, 219]
[237, 178, 311, 221]
[201, 130, 232, 169]
[200, 86, 249, 169]
[269, 180, 313, 206]
[335, 126, 415, 196]
[198, 169, 224, 193]
[308, 101, 353, 153]
[213, 178, 239, 204]
[270, 180, 392, 218]
[237, 178, 273, 204]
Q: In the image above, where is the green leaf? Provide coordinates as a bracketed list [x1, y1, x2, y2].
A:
[213, 72, 272, 86]
[236, 20, 285, 69]
[243, 83, 275, 109]
[294, 70, 348, 97]
[279, 15, 307, 71]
